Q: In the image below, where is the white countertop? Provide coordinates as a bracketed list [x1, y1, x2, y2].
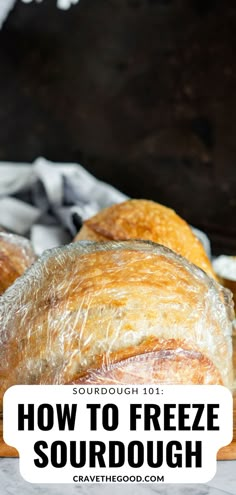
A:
[0, 459, 235, 495]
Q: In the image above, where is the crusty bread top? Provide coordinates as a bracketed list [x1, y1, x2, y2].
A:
[0, 241, 233, 399]
[73, 337, 223, 386]
[75, 199, 215, 278]
[0, 233, 36, 295]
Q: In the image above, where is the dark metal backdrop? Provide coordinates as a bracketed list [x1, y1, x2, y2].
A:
[0, 0, 235, 253]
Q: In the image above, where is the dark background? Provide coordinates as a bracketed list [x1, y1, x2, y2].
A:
[0, 0, 235, 253]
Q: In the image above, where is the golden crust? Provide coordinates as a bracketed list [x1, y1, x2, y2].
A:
[75, 200, 215, 278]
[70, 337, 223, 385]
[0, 241, 233, 403]
[0, 233, 36, 295]
[76, 224, 107, 242]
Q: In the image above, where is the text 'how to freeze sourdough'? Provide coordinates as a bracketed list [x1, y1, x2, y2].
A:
[3, 385, 233, 484]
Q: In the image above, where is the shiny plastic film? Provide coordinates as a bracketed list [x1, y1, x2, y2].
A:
[0, 232, 36, 296]
[0, 240, 234, 407]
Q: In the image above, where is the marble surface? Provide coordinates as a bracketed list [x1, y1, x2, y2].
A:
[0, 459, 235, 495]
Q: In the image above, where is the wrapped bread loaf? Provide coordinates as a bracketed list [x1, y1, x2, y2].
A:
[75, 199, 215, 278]
[0, 233, 36, 296]
[0, 241, 233, 404]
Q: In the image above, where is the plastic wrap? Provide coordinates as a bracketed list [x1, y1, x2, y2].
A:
[213, 256, 236, 336]
[0, 232, 36, 295]
[0, 240, 234, 406]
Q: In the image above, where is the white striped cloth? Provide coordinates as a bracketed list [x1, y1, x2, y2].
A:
[0, 0, 80, 28]
[0, 158, 211, 259]
[0, 158, 128, 254]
